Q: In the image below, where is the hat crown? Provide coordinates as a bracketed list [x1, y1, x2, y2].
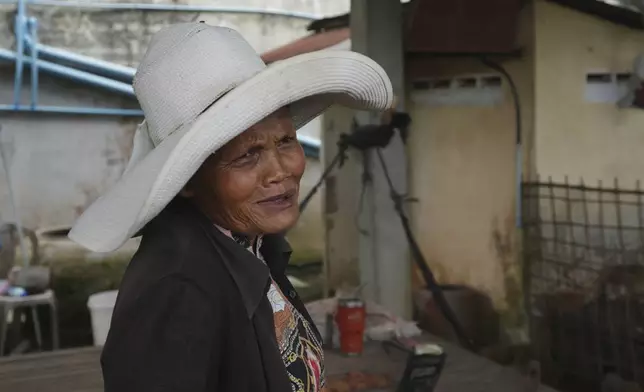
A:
[133, 23, 266, 145]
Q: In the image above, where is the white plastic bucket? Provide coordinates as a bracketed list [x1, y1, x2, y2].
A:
[87, 290, 118, 346]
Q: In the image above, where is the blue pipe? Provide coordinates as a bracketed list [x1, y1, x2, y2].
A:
[12, 0, 26, 108]
[28, 17, 38, 109]
[0, 105, 143, 116]
[0, 48, 135, 96]
[24, 37, 136, 83]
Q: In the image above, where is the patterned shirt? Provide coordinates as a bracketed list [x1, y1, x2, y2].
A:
[215, 226, 326, 392]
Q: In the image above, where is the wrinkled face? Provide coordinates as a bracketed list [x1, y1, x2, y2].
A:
[182, 107, 305, 235]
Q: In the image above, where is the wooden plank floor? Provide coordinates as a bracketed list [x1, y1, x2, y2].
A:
[0, 339, 558, 392]
[325, 339, 558, 392]
[0, 347, 103, 392]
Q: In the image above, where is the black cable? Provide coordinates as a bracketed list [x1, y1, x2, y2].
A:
[299, 145, 347, 213]
[480, 58, 529, 345]
[374, 148, 475, 351]
[480, 57, 524, 232]
[480, 58, 521, 146]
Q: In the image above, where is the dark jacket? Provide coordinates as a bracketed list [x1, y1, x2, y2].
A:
[101, 198, 321, 392]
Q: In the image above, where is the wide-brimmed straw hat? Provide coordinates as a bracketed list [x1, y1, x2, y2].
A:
[69, 22, 394, 252]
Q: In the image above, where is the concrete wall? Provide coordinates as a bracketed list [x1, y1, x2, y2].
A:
[0, 0, 350, 67]
[527, 1, 644, 280]
[534, 0, 644, 185]
[0, 70, 140, 229]
[0, 69, 324, 259]
[405, 4, 536, 336]
[403, 0, 644, 337]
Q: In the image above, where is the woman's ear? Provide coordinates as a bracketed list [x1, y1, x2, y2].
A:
[179, 179, 195, 198]
[179, 188, 194, 198]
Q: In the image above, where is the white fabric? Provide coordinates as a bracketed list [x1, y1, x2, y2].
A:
[69, 22, 394, 252]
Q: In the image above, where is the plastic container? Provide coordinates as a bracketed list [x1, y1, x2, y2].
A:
[335, 297, 366, 356]
[87, 290, 118, 346]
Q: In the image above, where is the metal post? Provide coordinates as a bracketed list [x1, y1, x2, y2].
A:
[28, 17, 39, 109]
[0, 127, 30, 268]
[350, 0, 410, 317]
[12, 0, 26, 108]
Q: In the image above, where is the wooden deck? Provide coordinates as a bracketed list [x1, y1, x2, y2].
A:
[0, 339, 558, 392]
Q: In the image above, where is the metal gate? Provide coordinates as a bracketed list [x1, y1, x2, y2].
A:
[523, 178, 644, 392]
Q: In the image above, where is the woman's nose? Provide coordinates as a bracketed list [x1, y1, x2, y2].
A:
[264, 150, 288, 184]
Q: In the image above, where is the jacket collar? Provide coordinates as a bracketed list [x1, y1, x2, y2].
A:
[176, 198, 292, 318]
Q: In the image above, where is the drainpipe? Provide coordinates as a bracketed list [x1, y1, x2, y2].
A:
[0, 0, 320, 20]
[0, 48, 135, 95]
[23, 36, 135, 83]
[12, 0, 26, 108]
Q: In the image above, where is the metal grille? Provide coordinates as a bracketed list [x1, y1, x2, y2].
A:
[523, 178, 644, 392]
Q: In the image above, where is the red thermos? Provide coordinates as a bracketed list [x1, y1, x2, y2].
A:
[335, 298, 366, 356]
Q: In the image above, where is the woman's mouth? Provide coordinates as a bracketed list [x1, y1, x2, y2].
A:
[257, 189, 296, 210]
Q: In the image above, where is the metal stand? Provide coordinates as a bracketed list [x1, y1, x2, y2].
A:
[0, 290, 59, 356]
[299, 141, 349, 213]
[299, 113, 475, 351]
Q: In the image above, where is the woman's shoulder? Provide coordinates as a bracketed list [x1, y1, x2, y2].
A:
[124, 204, 233, 301]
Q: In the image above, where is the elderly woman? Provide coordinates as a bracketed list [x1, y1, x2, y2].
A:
[69, 22, 393, 392]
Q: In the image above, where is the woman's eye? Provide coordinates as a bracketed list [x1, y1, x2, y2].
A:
[233, 150, 259, 165]
[278, 136, 297, 146]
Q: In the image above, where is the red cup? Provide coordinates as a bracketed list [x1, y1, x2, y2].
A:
[335, 298, 366, 356]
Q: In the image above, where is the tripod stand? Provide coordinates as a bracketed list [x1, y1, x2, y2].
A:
[298, 113, 476, 351]
[299, 141, 349, 213]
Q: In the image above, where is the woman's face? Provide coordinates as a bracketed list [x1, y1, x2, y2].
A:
[183, 107, 306, 235]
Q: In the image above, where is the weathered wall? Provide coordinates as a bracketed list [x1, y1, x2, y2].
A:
[534, 0, 644, 185]
[0, 69, 140, 229]
[406, 3, 536, 337]
[0, 0, 350, 66]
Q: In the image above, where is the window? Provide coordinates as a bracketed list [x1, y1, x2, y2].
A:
[584, 72, 632, 103]
[411, 74, 504, 106]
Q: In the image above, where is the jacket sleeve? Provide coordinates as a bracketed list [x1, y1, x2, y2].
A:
[102, 274, 222, 392]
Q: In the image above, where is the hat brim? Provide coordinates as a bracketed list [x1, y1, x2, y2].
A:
[69, 50, 394, 252]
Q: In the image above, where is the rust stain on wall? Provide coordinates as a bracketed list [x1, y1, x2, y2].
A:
[491, 215, 526, 330]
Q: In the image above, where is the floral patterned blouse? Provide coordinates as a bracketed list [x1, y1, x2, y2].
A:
[215, 226, 326, 392]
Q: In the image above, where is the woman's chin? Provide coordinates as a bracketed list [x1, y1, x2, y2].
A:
[260, 209, 300, 234]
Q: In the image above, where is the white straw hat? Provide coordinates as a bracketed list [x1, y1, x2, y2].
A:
[69, 22, 394, 252]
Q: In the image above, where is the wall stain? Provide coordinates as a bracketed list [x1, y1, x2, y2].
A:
[491, 215, 527, 336]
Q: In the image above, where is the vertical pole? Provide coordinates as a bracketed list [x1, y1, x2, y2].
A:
[13, 0, 26, 109]
[350, 0, 410, 317]
[0, 128, 29, 268]
[28, 17, 39, 109]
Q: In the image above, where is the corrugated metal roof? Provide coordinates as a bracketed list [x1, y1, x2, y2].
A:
[260, 27, 350, 63]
